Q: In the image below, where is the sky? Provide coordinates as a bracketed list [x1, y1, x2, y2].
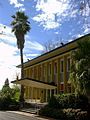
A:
[0, 0, 90, 89]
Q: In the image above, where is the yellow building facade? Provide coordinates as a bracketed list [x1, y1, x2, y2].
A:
[12, 34, 90, 103]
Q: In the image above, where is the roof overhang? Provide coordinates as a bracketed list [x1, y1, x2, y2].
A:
[11, 78, 57, 90]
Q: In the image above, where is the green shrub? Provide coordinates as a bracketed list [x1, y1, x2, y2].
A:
[0, 95, 19, 110]
[39, 105, 66, 119]
[75, 94, 88, 110]
[0, 95, 12, 110]
[39, 106, 88, 120]
[39, 93, 89, 119]
[48, 95, 60, 108]
[56, 93, 88, 109]
[77, 111, 88, 120]
[8, 99, 20, 110]
[63, 108, 88, 120]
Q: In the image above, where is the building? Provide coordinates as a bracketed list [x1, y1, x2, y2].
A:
[12, 34, 90, 103]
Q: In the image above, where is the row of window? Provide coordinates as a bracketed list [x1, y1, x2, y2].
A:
[24, 57, 71, 83]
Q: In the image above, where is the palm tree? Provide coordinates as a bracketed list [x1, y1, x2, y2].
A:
[11, 11, 31, 103]
[70, 35, 90, 96]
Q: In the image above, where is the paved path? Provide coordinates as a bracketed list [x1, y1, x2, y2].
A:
[0, 111, 54, 120]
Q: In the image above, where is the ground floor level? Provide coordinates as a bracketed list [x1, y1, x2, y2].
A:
[12, 78, 74, 103]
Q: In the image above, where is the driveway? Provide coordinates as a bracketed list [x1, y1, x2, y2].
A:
[0, 111, 53, 120]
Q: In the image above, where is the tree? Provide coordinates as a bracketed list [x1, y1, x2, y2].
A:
[42, 37, 64, 53]
[11, 85, 20, 101]
[70, 35, 90, 95]
[0, 78, 12, 110]
[1, 78, 11, 97]
[11, 11, 31, 103]
[0, 79, 20, 110]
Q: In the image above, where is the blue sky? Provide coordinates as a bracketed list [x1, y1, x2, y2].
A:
[0, 0, 90, 89]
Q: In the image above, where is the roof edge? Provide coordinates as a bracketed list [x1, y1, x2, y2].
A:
[17, 33, 90, 68]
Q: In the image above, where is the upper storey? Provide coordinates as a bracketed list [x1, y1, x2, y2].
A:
[17, 33, 90, 69]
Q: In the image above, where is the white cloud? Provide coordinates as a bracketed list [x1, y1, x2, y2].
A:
[25, 40, 44, 51]
[9, 0, 25, 11]
[26, 53, 40, 57]
[0, 42, 20, 89]
[9, 0, 23, 7]
[33, 0, 71, 30]
[0, 23, 44, 89]
[0, 24, 16, 45]
[33, 0, 90, 31]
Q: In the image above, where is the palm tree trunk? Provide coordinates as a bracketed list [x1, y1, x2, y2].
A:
[20, 48, 24, 79]
[19, 48, 24, 104]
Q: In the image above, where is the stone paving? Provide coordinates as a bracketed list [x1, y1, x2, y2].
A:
[8, 111, 55, 120]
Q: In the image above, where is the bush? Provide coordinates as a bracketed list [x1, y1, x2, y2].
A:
[8, 99, 20, 110]
[39, 106, 88, 120]
[39, 105, 66, 119]
[48, 95, 60, 108]
[0, 95, 19, 110]
[39, 94, 89, 119]
[63, 108, 88, 120]
[75, 94, 88, 110]
[0, 95, 12, 110]
[55, 93, 88, 109]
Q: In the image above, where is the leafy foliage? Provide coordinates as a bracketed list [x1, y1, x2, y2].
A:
[63, 108, 88, 120]
[70, 36, 90, 95]
[0, 79, 20, 110]
[39, 105, 65, 120]
[58, 93, 88, 109]
[39, 93, 89, 119]
[11, 11, 30, 49]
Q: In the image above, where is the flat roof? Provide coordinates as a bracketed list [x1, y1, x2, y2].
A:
[17, 33, 90, 68]
[11, 78, 57, 89]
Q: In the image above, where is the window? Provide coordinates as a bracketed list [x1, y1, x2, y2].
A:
[67, 84, 71, 93]
[54, 62, 57, 84]
[60, 60, 64, 82]
[49, 63, 51, 75]
[43, 65, 46, 81]
[60, 60, 64, 72]
[31, 68, 34, 78]
[27, 69, 29, 77]
[67, 58, 71, 80]
[44, 65, 46, 76]
[54, 62, 57, 74]
[39, 65, 42, 80]
[67, 58, 71, 72]
[34, 67, 37, 79]
[48, 63, 51, 82]
[24, 70, 26, 77]
[60, 83, 64, 93]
